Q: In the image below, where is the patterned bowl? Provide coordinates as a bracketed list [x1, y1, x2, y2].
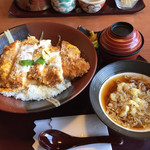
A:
[98, 22, 144, 62]
[51, 0, 76, 13]
[78, 0, 106, 13]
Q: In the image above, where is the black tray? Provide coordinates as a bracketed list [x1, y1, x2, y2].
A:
[9, 0, 145, 18]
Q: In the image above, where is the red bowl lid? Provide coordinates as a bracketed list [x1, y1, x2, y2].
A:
[99, 22, 143, 55]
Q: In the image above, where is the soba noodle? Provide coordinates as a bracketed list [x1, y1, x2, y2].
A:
[101, 73, 150, 130]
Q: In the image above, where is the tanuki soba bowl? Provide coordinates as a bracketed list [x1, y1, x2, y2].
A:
[90, 60, 150, 140]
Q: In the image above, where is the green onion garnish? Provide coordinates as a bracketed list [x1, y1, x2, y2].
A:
[34, 55, 45, 65]
[19, 60, 34, 66]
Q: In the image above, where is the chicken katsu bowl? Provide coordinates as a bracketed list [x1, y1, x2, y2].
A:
[0, 22, 97, 113]
[90, 60, 150, 139]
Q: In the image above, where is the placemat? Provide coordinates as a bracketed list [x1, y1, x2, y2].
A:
[33, 114, 112, 150]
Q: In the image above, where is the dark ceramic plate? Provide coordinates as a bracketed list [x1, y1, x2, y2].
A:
[89, 60, 150, 140]
[0, 22, 97, 113]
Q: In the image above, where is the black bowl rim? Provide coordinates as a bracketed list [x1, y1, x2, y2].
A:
[110, 21, 134, 37]
[89, 60, 150, 140]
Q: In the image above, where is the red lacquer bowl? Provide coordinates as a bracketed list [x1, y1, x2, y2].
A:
[98, 22, 144, 62]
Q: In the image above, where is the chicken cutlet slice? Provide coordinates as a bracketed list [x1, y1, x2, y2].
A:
[42, 48, 64, 87]
[22, 36, 39, 45]
[0, 40, 21, 88]
[27, 39, 52, 81]
[8, 37, 39, 88]
[27, 40, 63, 87]
[27, 46, 46, 82]
[60, 41, 90, 79]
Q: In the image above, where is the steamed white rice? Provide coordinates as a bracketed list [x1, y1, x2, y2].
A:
[1, 79, 71, 101]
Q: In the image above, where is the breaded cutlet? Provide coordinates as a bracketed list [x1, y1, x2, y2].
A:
[60, 41, 90, 79]
[0, 40, 21, 88]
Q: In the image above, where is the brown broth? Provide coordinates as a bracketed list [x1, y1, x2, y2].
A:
[100, 73, 150, 131]
[101, 74, 129, 111]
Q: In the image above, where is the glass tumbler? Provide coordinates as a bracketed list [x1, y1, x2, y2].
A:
[115, 0, 139, 10]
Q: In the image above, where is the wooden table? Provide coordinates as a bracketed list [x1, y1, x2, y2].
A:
[0, 0, 150, 150]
